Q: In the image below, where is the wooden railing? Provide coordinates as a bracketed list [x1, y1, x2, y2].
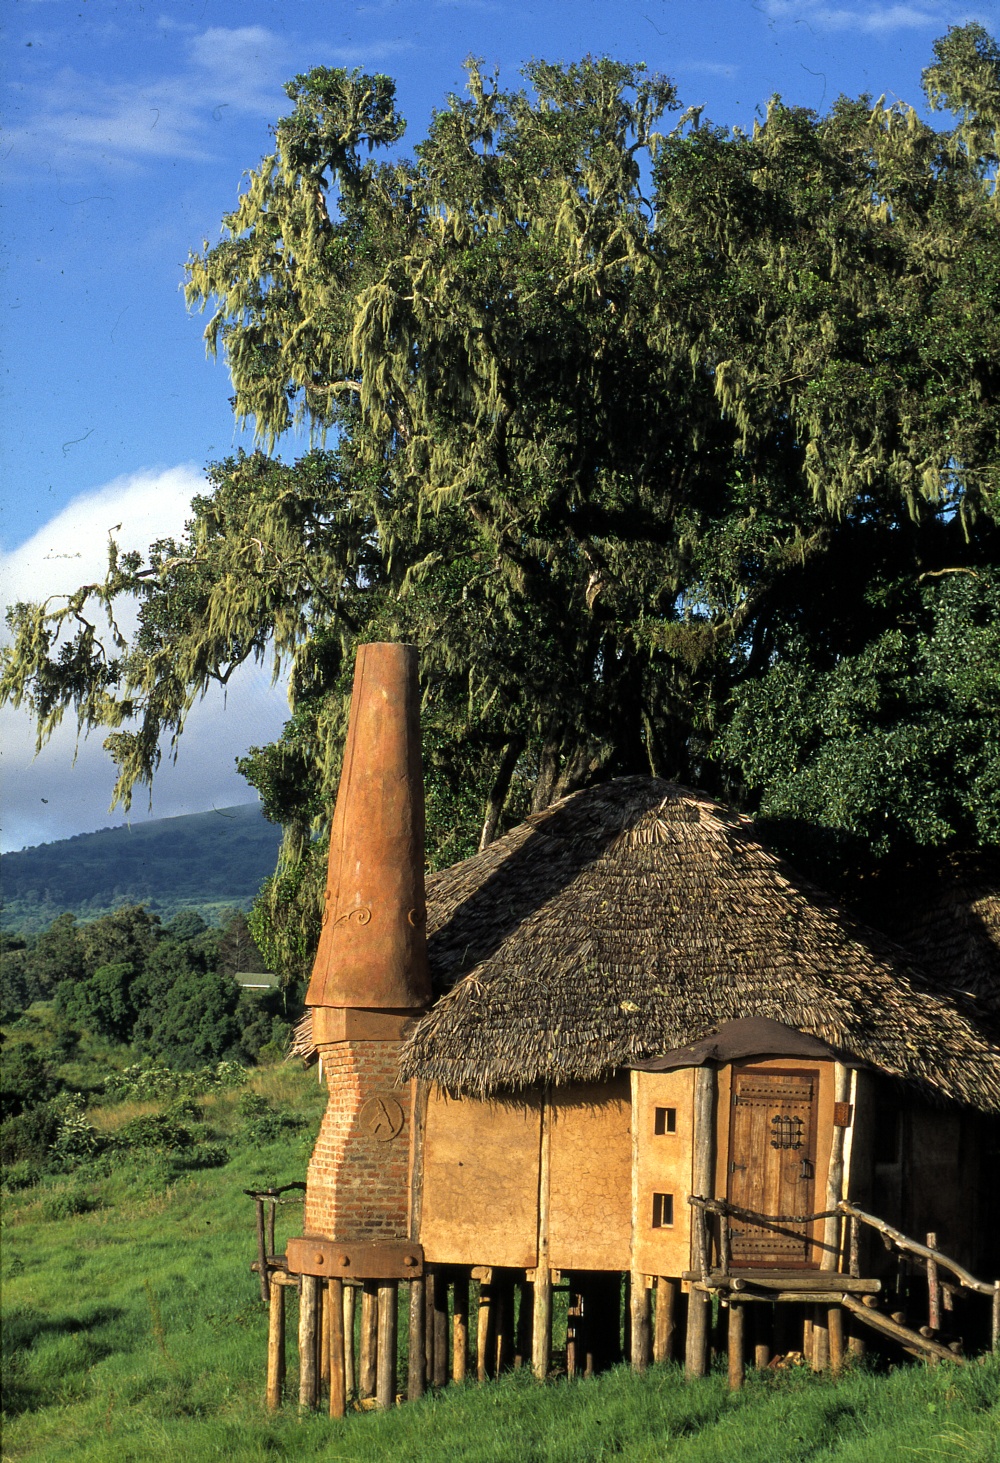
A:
[244, 1182, 306, 1302]
[688, 1194, 1000, 1355]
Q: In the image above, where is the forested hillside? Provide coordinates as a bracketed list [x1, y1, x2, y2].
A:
[2, 804, 282, 933]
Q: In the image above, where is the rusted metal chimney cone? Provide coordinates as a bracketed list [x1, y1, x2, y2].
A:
[306, 642, 431, 1014]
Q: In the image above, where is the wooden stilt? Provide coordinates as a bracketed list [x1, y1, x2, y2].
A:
[328, 1277, 346, 1419]
[360, 1281, 378, 1399]
[654, 1278, 678, 1365]
[566, 1280, 583, 1378]
[812, 1305, 830, 1371]
[266, 1275, 286, 1411]
[531, 1269, 552, 1381]
[753, 1304, 772, 1369]
[727, 1302, 745, 1391]
[477, 1280, 494, 1382]
[495, 1271, 515, 1375]
[629, 1271, 652, 1371]
[828, 1304, 844, 1377]
[343, 1284, 356, 1399]
[514, 1279, 532, 1370]
[453, 1271, 469, 1382]
[802, 1311, 814, 1365]
[684, 1290, 710, 1379]
[432, 1268, 449, 1389]
[407, 1275, 425, 1401]
[298, 1275, 320, 1410]
[424, 1271, 436, 1385]
[532, 1086, 553, 1382]
[320, 1280, 331, 1385]
[375, 1281, 397, 1410]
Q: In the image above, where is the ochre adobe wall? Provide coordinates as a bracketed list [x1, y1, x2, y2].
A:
[305, 1040, 411, 1241]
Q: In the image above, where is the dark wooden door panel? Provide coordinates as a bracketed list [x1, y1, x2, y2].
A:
[727, 1068, 819, 1268]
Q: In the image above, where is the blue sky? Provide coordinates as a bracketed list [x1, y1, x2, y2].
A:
[2, 0, 996, 852]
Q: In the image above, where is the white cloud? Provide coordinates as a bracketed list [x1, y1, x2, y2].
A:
[1, 466, 289, 853]
[5, 25, 289, 174]
[762, 0, 951, 31]
[681, 61, 740, 78]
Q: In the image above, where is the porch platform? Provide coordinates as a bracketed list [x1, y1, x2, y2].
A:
[682, 1270, 881, 1294]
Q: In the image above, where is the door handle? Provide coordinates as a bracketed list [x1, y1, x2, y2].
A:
[730, 1161, 747, 1173]
[799, 1158, 814, 1180]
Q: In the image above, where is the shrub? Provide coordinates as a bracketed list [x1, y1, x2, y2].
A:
[112, 1113, 194, 1152]
[0, 1104, 60, 1166]
[40, 1189, 102, 1221]
[50, 1096, 102, 1161]
[0, 1045, 58, 1118]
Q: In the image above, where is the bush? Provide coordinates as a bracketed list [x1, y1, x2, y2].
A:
[0, 1104, 60, 1166]
[50, 1096, 102, 1162]
[40, 1189, 102, 1221]
[1, 1159, 41, 1192]
[0, 1045, 58, 1118]
[112, 1113, 194, 1152]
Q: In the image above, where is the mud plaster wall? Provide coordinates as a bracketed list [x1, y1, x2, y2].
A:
[632, 1068, 695, 1277]
[419, 1089, 543, 1267]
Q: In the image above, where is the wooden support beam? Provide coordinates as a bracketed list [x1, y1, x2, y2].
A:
[684, 1290, 710, 1379]
[453, 1271, 469, 1383]
[727, 1302, 745, 1391]
[407, 1275, 425, 1401]
[629, 1272, 652, 1371]
[343, 1284, 356, 1399]
[255, 1198, 269, 1304]
[828, 1304, 844, 1377]
[495, 1271, 515, 1375]
[531, 1270, 552, 1382]
[424, 1271, 436, 1386]
[654, 1278, 678, 1365]
[566, 1283, 582, 1378]
[266, 1274, 286, 1411]
[328, 1277, 346, 1419]
[514, 1279, 532, 1370]
[811, 1305, 830, 1372]
[376, 1281, 398, 1409]
[752, 1303, 772, 1370]
[477, 1281, 494, 1382]
[359, 1281, 378, 1399]
[319, 1279, 331, 1385]
[298, 1275, 319, 1410]
[993, 1282, 1000, 1353]
[432, 1269, 449, 1389]
[532, 1086, 553, 1382]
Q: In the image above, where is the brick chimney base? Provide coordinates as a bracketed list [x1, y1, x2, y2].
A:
[304, 1040, 411, 1241]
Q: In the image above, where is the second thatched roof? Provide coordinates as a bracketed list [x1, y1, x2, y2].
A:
[398, 778, 1000, 1112]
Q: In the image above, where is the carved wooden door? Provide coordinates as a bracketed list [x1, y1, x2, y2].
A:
[726, 1067, 820, 1268]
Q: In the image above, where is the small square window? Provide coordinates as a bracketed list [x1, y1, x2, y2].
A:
[651, 1192, 674, 1228]
[654, 1106, 677, 1135]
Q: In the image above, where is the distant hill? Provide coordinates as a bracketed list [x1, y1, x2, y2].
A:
[1, 804, 283, 933]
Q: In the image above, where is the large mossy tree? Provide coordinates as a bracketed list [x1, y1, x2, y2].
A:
[3, 26, 999, 976]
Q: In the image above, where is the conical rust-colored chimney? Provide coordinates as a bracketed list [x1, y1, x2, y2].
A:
[299, 642, 430, 1243]
[307, 641, 431, 1035]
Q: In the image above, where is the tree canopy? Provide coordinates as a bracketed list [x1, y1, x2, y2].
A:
[3, 28, 999, 976]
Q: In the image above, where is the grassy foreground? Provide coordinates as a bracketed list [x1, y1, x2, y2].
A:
[3, 1063, 999, 1463]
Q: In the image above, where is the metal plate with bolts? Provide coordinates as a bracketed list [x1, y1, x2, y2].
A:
[285, 1236, 424, 1279]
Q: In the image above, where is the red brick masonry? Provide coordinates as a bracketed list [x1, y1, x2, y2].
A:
[304, 1039, 411, 1240]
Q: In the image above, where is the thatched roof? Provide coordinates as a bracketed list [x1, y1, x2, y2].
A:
[399, 778, 1000, 1112]
[856, 852, 1000, 1020]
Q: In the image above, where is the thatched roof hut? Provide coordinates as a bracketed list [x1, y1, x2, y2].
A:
[399, 778, 1000, 1112]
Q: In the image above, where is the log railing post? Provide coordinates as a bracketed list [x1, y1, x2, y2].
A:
[266, 1274, 286, 1411]
[375, 1281, 397, 1410]
[255, 1198, 269, 1304]
[926, 1233, 941, 1332]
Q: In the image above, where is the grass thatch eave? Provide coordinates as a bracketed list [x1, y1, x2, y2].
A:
[398, 778, 1000, 1113]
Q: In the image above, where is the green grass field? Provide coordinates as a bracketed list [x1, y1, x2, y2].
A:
[3, 1059, 999, 1463]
